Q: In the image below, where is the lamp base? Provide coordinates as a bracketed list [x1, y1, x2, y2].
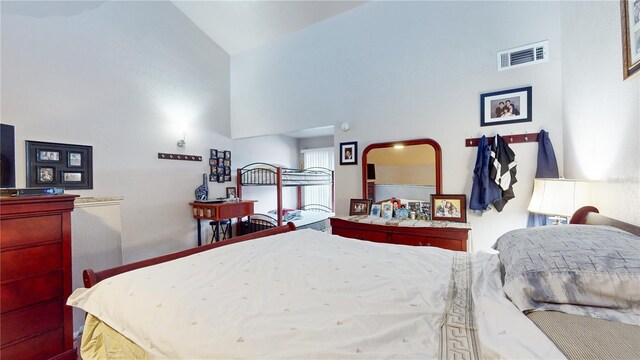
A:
[548, 215, 567, 225]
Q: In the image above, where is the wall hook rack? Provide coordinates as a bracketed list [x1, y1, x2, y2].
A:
[465, 132, 539, 147]
[158, 152, 202, 161]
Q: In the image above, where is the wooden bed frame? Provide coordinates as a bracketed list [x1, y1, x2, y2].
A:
[83, 222, 296, 288]
[569, 206, 640, 236]
[83, 206, 640, 289]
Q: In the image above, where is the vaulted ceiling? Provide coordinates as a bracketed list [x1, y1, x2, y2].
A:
[172, 1, 365, 55]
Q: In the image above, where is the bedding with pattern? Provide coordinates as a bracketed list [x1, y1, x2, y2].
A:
[68, 229, 566, 359]
[493, 225, 640, 325]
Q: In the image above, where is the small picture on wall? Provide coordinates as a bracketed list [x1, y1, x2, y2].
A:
[340, 141, 358, 165]
[62, 171, 83, 183]
[431, 194, 466, 223]
[37, 150, 60, 162]
[210, 149, 218, 158]
[480, 86, 532, 126]
[224, 150, 231, 160]
[217, 151, 225, 159]
[37, 167, 55, 183]
[68, 152, 82, 167]
[209, 158, 218, 166]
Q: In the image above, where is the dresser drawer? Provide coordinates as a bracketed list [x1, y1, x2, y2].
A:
[0, 215, 62, 249]
[1, 300, 63, 346]
[391, 234, 464, 251]
[332, 227, 389, 243]
[1, 271, 62, 313]
[1, 243, 62, 282]
[0, 327, 64, 360]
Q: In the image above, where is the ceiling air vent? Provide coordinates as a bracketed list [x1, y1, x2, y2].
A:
[497, 40, 548, 71]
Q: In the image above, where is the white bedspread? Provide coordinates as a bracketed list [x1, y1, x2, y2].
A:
[68, 229, 565, 359]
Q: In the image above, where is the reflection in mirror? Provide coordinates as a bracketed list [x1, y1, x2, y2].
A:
[362, 139, 441, 202]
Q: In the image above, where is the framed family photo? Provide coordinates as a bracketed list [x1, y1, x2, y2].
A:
[339, 141, 358, 165]
[349, 198, 371, 216]
[480, 86, 532, 127]
[26, 141, 93, 189]
[621, 0, 640, 79]
[431, 194, 467, 223]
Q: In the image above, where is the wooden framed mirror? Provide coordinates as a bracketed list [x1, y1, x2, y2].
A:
[361, 138, 442, 202]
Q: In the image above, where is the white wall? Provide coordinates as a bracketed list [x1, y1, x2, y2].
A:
[561, 1, 640, 225]
[231, 1, 564, 250]
[1, 1, 231, 262]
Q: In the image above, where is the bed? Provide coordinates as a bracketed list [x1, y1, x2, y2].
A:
[236, 162, 334, 231]
[69, 207, 639, 359]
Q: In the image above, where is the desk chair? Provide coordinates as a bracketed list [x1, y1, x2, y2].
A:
[210, 219, 231, 243]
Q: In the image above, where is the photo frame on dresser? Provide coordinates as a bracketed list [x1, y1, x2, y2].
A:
[26, 141, 93, 189]
[349, 199, 371, 216]
[621, 0, 640, 79]
[431, 194, 467, 223]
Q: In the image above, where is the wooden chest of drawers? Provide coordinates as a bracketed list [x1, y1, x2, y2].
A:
[330, 217, 470, 252]
[1, 195, 78, 360]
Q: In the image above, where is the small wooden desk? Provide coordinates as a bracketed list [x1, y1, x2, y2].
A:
[190, 200, 257, 246]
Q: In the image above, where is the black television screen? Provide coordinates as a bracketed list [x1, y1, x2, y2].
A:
[0, 124, 16, 188]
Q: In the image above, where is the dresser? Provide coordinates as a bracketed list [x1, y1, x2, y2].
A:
[1, 195, 78, 360]
[330, 217, 470, 252]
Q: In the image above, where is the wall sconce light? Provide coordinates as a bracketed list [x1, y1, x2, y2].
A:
[177, 135, 185, 148]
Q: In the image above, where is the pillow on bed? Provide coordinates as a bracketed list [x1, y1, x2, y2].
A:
[268, 208, 296, 216]
[493, 225, 640, 325]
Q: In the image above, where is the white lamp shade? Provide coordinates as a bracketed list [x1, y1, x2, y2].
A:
[528, 179, 591, 217]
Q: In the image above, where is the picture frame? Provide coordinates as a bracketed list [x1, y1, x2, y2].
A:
[431, 194, 467, 223]
[349, 198, 371, 216]
[370, 204, 382, 217]
[37, 150, 61, 162]
[621, 0, 640, 80]
[61, 171, 83, 183]
[226, 186, 237, 199]
[68, 152, 82, 167]
[36, 166, 55, 184]
[26, 141, 93, 189]
[217, 151, 224, 159]
[480, 86, 532, 127]
[381, 201, 393, 220]
[339, 141, 358, 165]
[224, 150, 231, 160]
[420, 201, 432, 220]
[210, 149, 218, 158]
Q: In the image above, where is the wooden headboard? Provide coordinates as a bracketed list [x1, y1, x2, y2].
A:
[83, 222, 296, 288]
[570, 206, 640, 236]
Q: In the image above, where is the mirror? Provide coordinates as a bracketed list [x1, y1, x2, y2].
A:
[362, 139, 441, 202]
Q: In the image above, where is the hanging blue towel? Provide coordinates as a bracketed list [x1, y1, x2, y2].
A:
[470, 136, 502, 213]
[528, 130, 559, 227]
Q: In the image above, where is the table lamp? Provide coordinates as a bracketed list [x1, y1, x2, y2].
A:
[527, 178, 591, 225]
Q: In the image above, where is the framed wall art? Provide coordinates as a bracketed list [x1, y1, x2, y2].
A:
[621, 0, 640, 79]
[431, 194, 467, 223]
[340, 141, 358, 165]
[26, 141, 93, 189]
[480, 86, 532, 127]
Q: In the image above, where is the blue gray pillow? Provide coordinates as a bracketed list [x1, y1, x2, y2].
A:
[493, 225, 640, 325]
